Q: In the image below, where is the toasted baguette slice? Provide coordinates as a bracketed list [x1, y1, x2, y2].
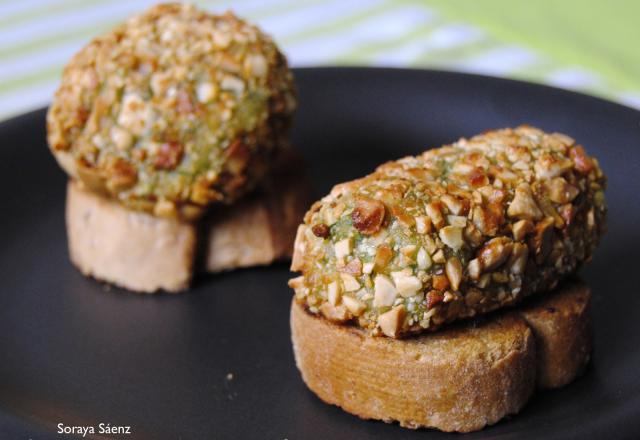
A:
[67, 152, 314, 293]
[517, 280, 591, 389]
[204, 153, 314, 272]
[67, 180, 196, 292]
[290, 281, 591, 432]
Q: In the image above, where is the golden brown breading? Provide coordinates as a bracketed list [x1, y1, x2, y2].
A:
[48, 3, 296, 220]
[289, 126, 606, 337]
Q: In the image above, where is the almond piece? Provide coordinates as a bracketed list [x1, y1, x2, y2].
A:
[439, 226, 464, 250]
[478, 237, 514, 271]
[508, 242, 529, 274]
[334, 238, 352, 260]
[352, 197, 386, 235]
[417, 247, 432, 270]
[327, 281, 341, 305]
[319, 303, 348, 322]
[425, 202, 445, 229]
[373, 275, 397, 308]
[378, 306, 406, 338]
[445, 257, 463, 291]
[512, 219, 534, 241]
[507, 183, 543, 220]
[342, 295, 366, 316]
[391, 272, 422, 298]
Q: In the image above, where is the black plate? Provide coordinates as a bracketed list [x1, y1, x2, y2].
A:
[1, 68, 640, 440]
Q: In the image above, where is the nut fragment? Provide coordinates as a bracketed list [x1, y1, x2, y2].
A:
[507, 183, 543, 220]
[340, 273, 360, 292]
[391, 204, 415, 228]
[391, 271, 422, 297]
[352, 197, 386, 235]
[334, 238, 352, 260]
[512, 219, 534, 241]
[288, 276, 305, 291]
[472, 204, 503, 236]
[342, 295, 366, 316]
[378, 306, 406, 338]
[373, 275, 397, 308]
[426, 290, 444, 309]
[534, 152, 573, 179]
[478, 237, 514, 271]
[467, 258, 482, 280]
[439, 225, 464, 250]
[374, 245, 393, 270]
[464, 223, 484, 247]
[445, 257, 463, 291]
[153, 199, 177, 217]
[432, 274, 450, 291]
[569, 145, 594, 174]
[441, 194, 465, 215]
[417, 247, 432, 270]
[425, 202, 445, 229]
[106, 157, 138, 192]
[327, 281, 341, 305]
[319, 303, 348, 322]
[341, 258, 363, 276]
[415, 216, 431, 234]
[447, 215, 467, 228]
[547, 177, 579, 204]
[290, 225, 306, 272]
[432, 249, 446, 264]
[311, 224, 330, 238]
[530, 217, 555, 263]
[508, 242, 529, 274]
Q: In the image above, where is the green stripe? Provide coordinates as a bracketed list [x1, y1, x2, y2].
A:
[0, 0, 355, 96]
[0, 0, 322, 61]
[0, 66, 61, 94]
[412, 0, 640, 94]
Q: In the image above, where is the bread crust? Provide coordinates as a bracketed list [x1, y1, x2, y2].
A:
[291, 300, 536, 432]
[290, 281, 591, 432]
[205, 151, 314, 272]
[67, 180, 197, 292]
[66, 152, 313, 292]
[517, 280, 591, 388]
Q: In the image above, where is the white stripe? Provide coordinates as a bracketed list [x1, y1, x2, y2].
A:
[451, 46, 539, 76]
[0, 80, 56, 119]
[257, 0, 386, 41]
[0, 0, 301, 82]
[0, 0, 319, 89]
[0, 41, 81, 83]
[370, 23, 484, 66]
[546, 67, 603, 90]
[208, 0, 302, 17]
[617, 93, 640, 109]
[286, 5, 433, 65]
[0, 1, 158, 51]
[0, 0, 61, 18]
[421, 24, 484, 50]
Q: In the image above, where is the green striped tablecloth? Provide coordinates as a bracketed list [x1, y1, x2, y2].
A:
[1, 0, 638, 120]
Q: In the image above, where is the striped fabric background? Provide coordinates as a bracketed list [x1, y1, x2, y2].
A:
[1, 0, 638, 120]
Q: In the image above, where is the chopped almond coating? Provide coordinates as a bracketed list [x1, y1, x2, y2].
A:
[290, 126, 606, 337]
[47, 3, 296, 219]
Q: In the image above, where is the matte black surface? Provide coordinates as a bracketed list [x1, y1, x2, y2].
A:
[1, 68, 640, 439]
